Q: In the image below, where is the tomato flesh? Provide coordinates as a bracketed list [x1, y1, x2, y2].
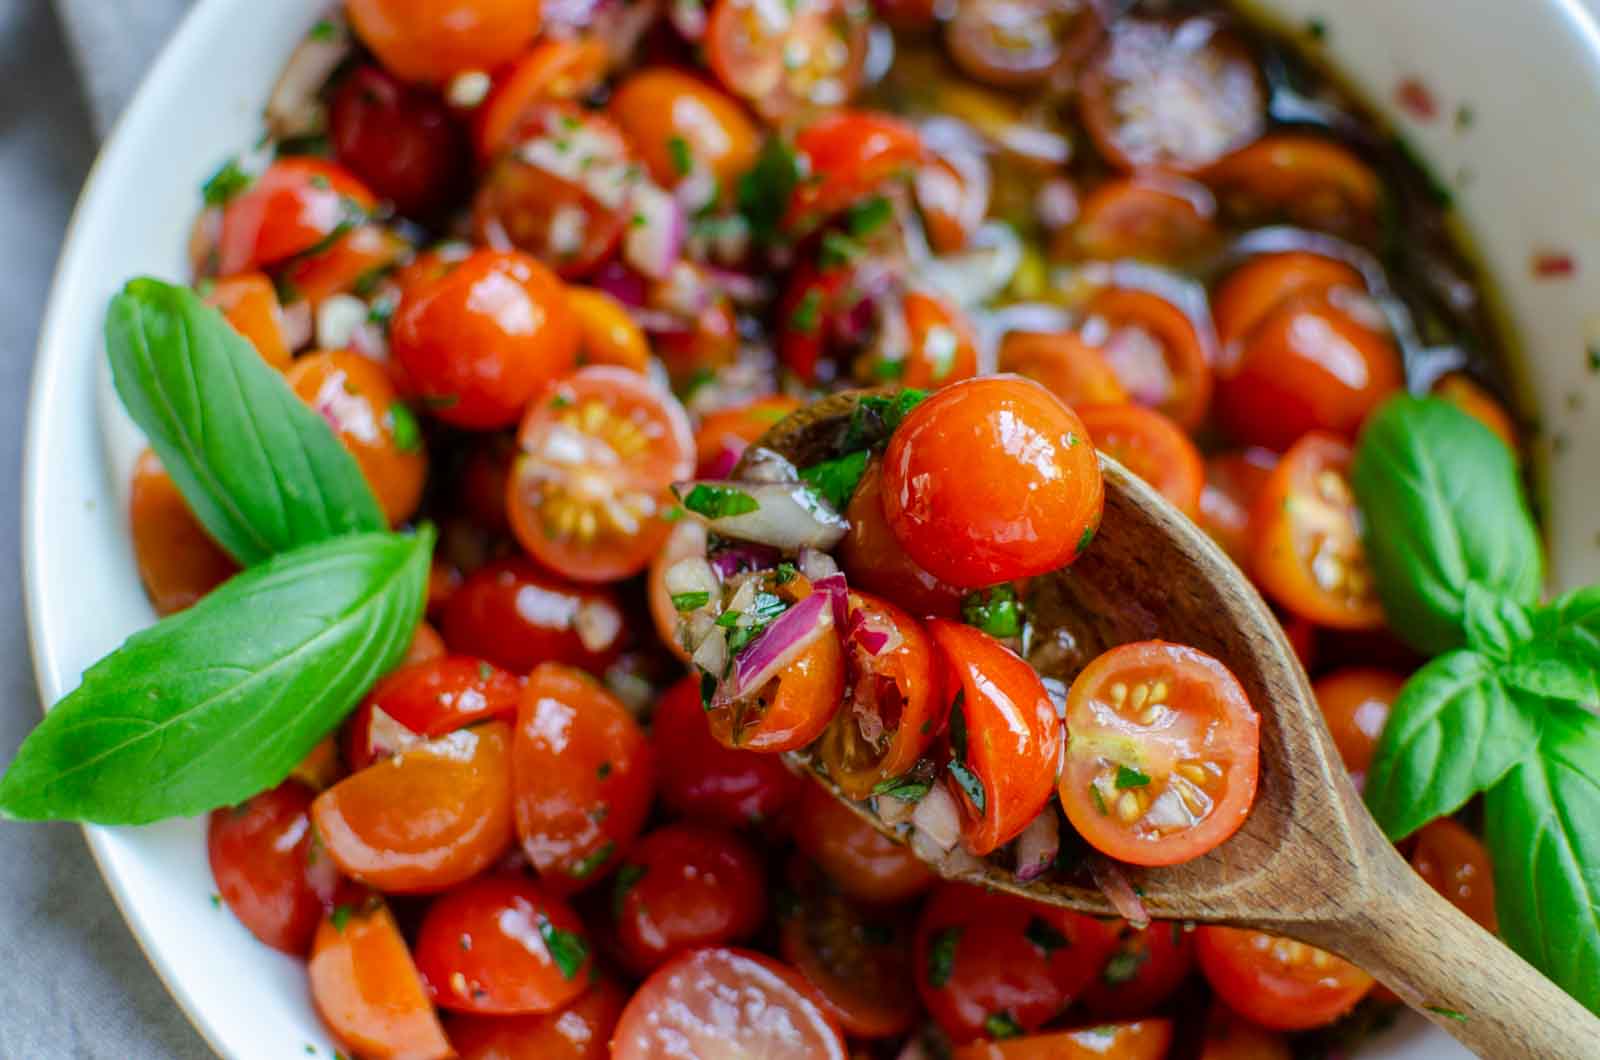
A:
[952, 1020, 1174, 1060]
[441, 558, 626, 675]
[215, 158, 375, 276]
[1196, 926, 1374, 1031]
[705, 629, 848, 753]
[308, 899, 452, 1060]
[129, 450, 238, 616]
[1081, 286, 1213, 430]
[705, 0, 869, 122]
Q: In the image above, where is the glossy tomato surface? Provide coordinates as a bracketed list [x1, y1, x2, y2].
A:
[204, 273, 291, 370]
[446, 978, 626, 1060]
[608, 68, 761, 190]
[1081, 286, 1212, 430]
[1196, 926, 1374, 1031]
[952, 1020, 1174, 1060]
[1081, 920, 1198, 1018]
[705, 0, 870, 122]
[1312, 667, 1403, 791]
[330, 63, 467, 219]
[1411, 817, 1497, 932]
[345, 0, 541, 84]
[837, 458, 964, 619]
[207, 780, 340, 955]
[1078, 402, 1205, 517]
[308, 899, 452, 1060]
[215, 158, 375, 276]
[998, 330, 1130, 409]
[128, 449, 237, 616]
[344, 655, 522, 771]
[441, 559, 626, 674]
[705, 629, 847, 753]
[790, 779, 934, 904]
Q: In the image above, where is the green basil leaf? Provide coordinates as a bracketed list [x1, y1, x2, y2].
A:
[1484, 704, 1600, 1014]
[0, 529, 431, 824]
[1364, 650, 1540, 840]
[107, 278, 385, 566]
[1350, 396, 1542, 656]
[1461, 582, 1532, 660]
[1533, 585, 1600, 670]
[1502, 641, 1600, 705]
[799, 449, 869, 511]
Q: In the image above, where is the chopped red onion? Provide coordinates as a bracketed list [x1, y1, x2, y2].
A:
[593, 262, 648, 307]
[1014, 811, 1060, 882]
[726, 590, 832, 699]
[703, 267, 766, 305]
[796, 546, 839, 581]
[702, 438, 746, 480]
[1091, 857, 1151, 929]
[708, 544, 780, 579]
[812, 573, 849, 630]
[624, 183, 686, 279]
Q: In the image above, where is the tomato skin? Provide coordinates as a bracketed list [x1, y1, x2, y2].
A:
[1410, 817, 1497, 932]
[1195, 926, 1374, 1031]
[441, 559, 627, 675]
[951, 1020, 1175, 1060]
[567, 287, 651, 374]
[1432, 372, 1519, 453]
[473, 38, 610, 162]
[1070, 176, 1218, 263]
[998, 330, 1130, 410]
[838, 458, 965, 620]
[609, 68, 761, 191]
[1198, 448, 1277, 565]
[1205, 134, 1380, 234]
[216, 158, 375, 276]
[900, 289, 981, 389]
[704, 0, 869, 123]
[884, 376, 1104, 588]
[648, 518, 708, 664]
[1311, 667, 1403, 791]
[1082, 287, 1212, 431]
[652, 675, 804, 829]
[204, 273, 292, 370]
[330, 64, 468, 219]
[790, 780, 935, 904]
[511, 663, 654, 892]
[789, 111, 923, 230]
[129, 449, 238, 616]
[1212, 252, 1364, 355]
[694, 395, 802, 477]
[308, 899, 452, 1060]
[1077, 403, 1205, 518]
[207, 780, 340, 955]
[447, 978, 626, 1059]
[706, 629, 848, 753]
[279, 222, 411, 310]
[1080, 921, 1197, 1019]
[345, 655, 523, 771]
[1198, 1002, 1292, 1060]
[345, 0, 542, 85]
[927, 621, 1063, 856]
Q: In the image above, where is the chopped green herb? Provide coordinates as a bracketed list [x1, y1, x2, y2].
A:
[949, 699, 968, 761]
[671, 591, 712, 611]
[568, 840, 616, 880]
[309, 18, 338, 40]
[477, 661, 495, 681]
[873, 762, 936, 801]
[668, 135, 694, 177]
[1101, 946, 1149, 985]
[927, 926, 961, 987]
[1425, 1006, 1469, 1023]
[537, 916, 589, 980]
[775, 562, 799, 584]
[209, 893, 222, 909]
[1305, 16, 1327, 41]
[961, 585, 1022, 638]
[846, 196, 893, 237]
[799, 449, 869, 510]
[1024, 916, 1069, 955]
[820, 231, 864, 267]
[1115, 765, 1152, 790]
[949, 761, 986, 813]
[790, 288, 822, 334]
[1455, 104, 1476, 131]
[844, 390, 929, 448]
[680, 483, 759, 519]
[872, 357, 907, 381]
[422, 393, 459, 410]
[737, 136, 801, 246]
[983, 1012, 1023, 1040]
[387, 402, 421, 453]
[612, 863, 647, 918]
[201, 158, 252, 207]
[1090, 783, 1109, 816]
[699, 671, 718, 710]
[597, 761, 613, 780]
[1588, 344, 1600, 374]
[330, 904, 353, 932]
[1077, 524, 1097, 554]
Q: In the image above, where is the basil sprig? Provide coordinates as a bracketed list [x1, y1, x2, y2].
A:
[1351, 395, 1600, 1012]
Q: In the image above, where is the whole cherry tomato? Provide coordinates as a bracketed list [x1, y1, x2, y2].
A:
[344, 655, 523, 771]
[790, 779, 934, 904]
[705, 630, 848, 753]
[1080, 286, 1212, 430]
[330, 64, 467, 219]
[945, 0, 1102, 88]
[1081, 920, 1198, 1018]
[473, 38, 610, 162]
[1077, 402, 1205, 517]
[1198, 1001, 1293, 1060]
[567, 287, 651, 374]
[1205, 135, 1380, 234]
[1197, 447, 1277, 564]
[693, 395, 802, 478]
[216, 158, 375, 276]
[1195, 926, 1374, 1031]
[837, 458, 965, 620]
[608, 68, 761, 192]
[704, 0, 870, 123]
[1312, 667, 1404, 791]
[788, 111, 923, 230]
[204, 273, 291, 370]
[308, 899, 452, 1060]
[129, 449, 238, 615]
[441, 558, 627, 674]
[952, 1020, 1174, 1060]
[207, 780, 340, 955]
[1410, 817, 1497, 932]
[1069, 176, 1219, 263]
[344, 0, 542, 84]
[447, 978, 626, 1060]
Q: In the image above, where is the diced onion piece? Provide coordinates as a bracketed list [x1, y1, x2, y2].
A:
[797, 546, 839, 582]
[280, 299, 314, 352]
[1014, 810, 1059, 882]
[678, 480, 849, 552]
[267, 20, 351, 139]
[709, 544, 781, 579]
[692, 625, 729, 679]
[812, 573, 849, 630]
[916, 220, 1022, 309]
[1091, 857, 1151, 930]
[316, 294, 368, 351]
[625, 183, 686, 279]
[665, 557, 719, 599]
[877, 793, 917, 827]
[727, 590, 831, 700]
[445, 70, 492, 109]
[737, 446, 800, 484]
[911, 783, 962, 853]
[575, 597, 623, 654]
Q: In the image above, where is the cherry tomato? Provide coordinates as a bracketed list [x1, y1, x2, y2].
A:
[1078, 403, 1205, 517]
[1211, 252, 1364, 354]
[128, 449, 238, 616]
[414, 874, 592, 1015]
[330, 64, 467, 219]
[1081, 921, 1197, 1018]
[207, 780, 340, 955]
[838, 458, 965, 619]
[926, 621, 1062, 856]
[511, 663, 654, 891]
[946, 0, 1102, 88]
[1206, 135, 1380, 233]
[1060, 641, 1261, 867]
[204, 273, 292, 370]
[567, 287, 651, 374]
[1249, 432, 1384, 630]
[952, 1020, 1175, 1060]
[1081, 287, 1212, 430]
[344, 655, 523, 771]
[1069, 176, 1218, 263]
[640, 262, 742, 385]
[391, 248, 579, 430]
[998, 330, 1129, 408]
[694, 395, 802, 477]
[704, 0, 870, 122]
[215, 159, 375, 276]
[610, 822, 768, 974]
[291, 735, 346, 792]
[706, 628, 848, 752]
[447, 978, 626, 1059]
[1195, 926, 1374, 1031]
[899, 289, 981, 388]
[474, 38, 610, 162]
[1311, 667, 1403, 791]
[287, 350, 428, 525]
[1411, 817, 1498, 932]
[1198, 448, 1277, 565]
[459, 437, 516, 535]
[916, 147, 991, 254]
[405, 620, 448, 666]
[441, 559, 626, 675]
[1432, 372, 1519, 453]
[791, 779, 935, 903]
[308, 899, 452, 1060]
[344, 0, 541, 84]
[312, 721, 515, 893]
[915, 882, 1121, 1043]
[507, 366, 694, 582]
[789, 111, 923, 230]
[652, 674, 804, 829]
[278, 222, 411, 309]
[609, 68, 761, 192]
[1079, 16, 1265, 173]
[1198, 1002, 1292, 1060]
[884, 376, 1104, 588]
[777, 263, 896, 386]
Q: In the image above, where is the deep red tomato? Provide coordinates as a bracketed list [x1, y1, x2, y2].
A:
[1211, 252, 1364, 355]
[204, 273, 291, 370]
[1198, 1001, 1293, 1060]
[215, 158, 375, 276]
[610, 823, 768, 974]
[390, 248, 579, 429]
[1312, 667, 1403, 791]
[652, 675, 804, 829]
[693, 395, 802, 478]
[207, 780, 340, 955]
[952, 1020, 1174, 1060]
[311, 721, 515, 893]
[927, 621, 1063, 856]
[308, 899, 452, 1060]
[1060, 641, 1260, 867]
[129, 449, 237, 616]
[790, 779, 935, 904]
[1070, 176, 1218, 263]
[1249, 432, 1384, 630]
[1432, 372, 1519, 453]
[704, 0, 869, 122]
[998, 330, 1129, 408]
[1080, 287, 1212, 430]
[705, 630, 848, 753]
[1205, 134, 1380, 234]
[277, 222, 411, 310]
[945, 0, 1102, 88]
[414, 873, 592, 1015]
[915, 882, 1121, 1043]
[788, 111, 923, 230]
[1081, 921, 1197, 1018]
[884, 376, 1104, 588]
[608, 67, 761, 191]
[838, 458, 965, 619]
[473, 38, 610, 162]
[447, 978, 626, 1059]
[344, 655, 523, 771]
[1411, 817, 1498, 932]
[1195, 926, 1374, 1031]
[458, 436, 516, 535]
[330, 64, 467, 219]
[1197, 447, 1277, 565]
[507, 366, 694, 582]
[511, 663, 654, 892]
[441, 558, 627, 675]
[344, 0, 541, 84]
[1078, 402, 1206, 517]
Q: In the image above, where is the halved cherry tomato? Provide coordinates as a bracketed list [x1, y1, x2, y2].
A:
[779, 856, 920, 1039]
[788, 111, 922, 230]
[308, 898, 452, 1060]
[447, 978, 626, 1059]
[915, 882, 1121, 1044]
[706, 628, 847, 752]
[1432, 372, 1519, 453]
[791, 779, 935, 903]
[945, 0, 1102, 88]
[344, 655, 523, 771]
[312, 721, 515, 893]
[391, 248, 579, 429]
[287, 350, 427, 525]
[567, 287, 651, 374]
[507, 366, 693, 582]
[207, 780, 340, 955]
[474, 38, 611, 162]
[704, 0, 870, 123]
[204, 273, 292, 370]
[441, 558, 626, 674]
[610, 822, 768, 974]
[1411, 817, 1497, 932]
[1079, 16, 1265, 173]
[899, 289, 981, 388]
[648, 519, 709, 664]
[611, 947, 848, 1059]
[344, 0, 541, 84]
[885, 376, 1104, 588]
[1211, 251, 1365, 354]
[1312, 667, 1403, 791]
[609, 68, 761, 191]
[414, 873, 592, 1015]
[511, 663, 654, 891]
[952, 1020, 1174, 1060]
[1206, 135, 1380, 233]
[1081, 921, 1197, 1018]
[1078, 403, 1205, 517]
[216, 159, 375, 276]
[330, 64, 468, 219]
[1198, 447, 1277, 564]
[1198, 1002, 1292, 1060]
[278, 222, 411, 309]
[1060, 641, 1260, 867]
[128, 449, 238, 616]
[1069, 176, 1218, 263]
[291, 735, 346, 792]
[998, 330, 1130, 408]
[838, 458, 965, 620]
[1249, 432, 1384, 630]
[655, 675, 804, 831]
[916, 147, 991, 254]
[926, 621, 1062, 856]
[694, 395, 802, 478]
[1195, 926, 1374, 1031]
[1081, 286, 1212, 430]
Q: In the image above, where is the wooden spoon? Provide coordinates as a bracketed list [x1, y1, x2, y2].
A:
[751, 389, 1600, 1058]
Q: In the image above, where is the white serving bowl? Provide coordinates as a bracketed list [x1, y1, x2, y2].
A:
[22, 1, 1600, 1056]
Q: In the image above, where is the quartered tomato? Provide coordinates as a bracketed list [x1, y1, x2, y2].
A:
[128, 449, 238, 616]
[952, 1020, 1175, 1060]
[704, 0, 870, 122]
[608, 68, 761, 191]
[1078, 402, 1205, 518]
[216, 158, 375, 276]
[312, 722, 516, 894]
[1312, 667, 1403, 791]
[945, 0, 1102, 88]
[207, 780, 340, 955]
[414, 874, 592, 1015]
[567, 287, 651, 374]
[1060, 641, 1260, 867]
[1198, 447, 1277, 564]
[915, 882, 1121, 1044]
[926, 621, 1062, 856]
[884, 376, 1104, 588]
[1411, 817, 1498, 932]
[838, 458, 965, 619]
[330, 63, 467, 219]
[1080, 287, 1212, 430]
[512, 663, 653, 891]
[706, 629, 848, 752]
[1249, 432, 1384, 630]
[1069, 176, 1218, 263]
[1198, 1002, 1293, 1060]
[441, 558, 627, 674]
[343, 655, 522, 771]
[344, 0, 541, 84]
[694, 395, 802, 478]
[1206, 135, 1381, 234]
[611, 947, 849, 1060]
[1432, 372, 1519, 452]
[1081, 920, 1198, 1018]
[791, 780, 934, 904]
[447, 978, 627, 1060]
[1211, 251, 1364, 354]
[474, 38, 611, 162]
[788, 111, 923, 230]
[507, 366, 694, 582]
[1196, 927, 1374, 1031]
[308, 899, 452, 1060]
[277, 222, 411, 309]
[204, 273, 292, 370]
[998, 330, 1130, 408]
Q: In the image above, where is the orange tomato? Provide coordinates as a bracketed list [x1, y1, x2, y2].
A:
[1411, 817, 1498, 932]
[1206, 134, 1381, 233]
[1432, 372, 1519, 453]
[1198, 448, 1277, 564]
[1212, 251, 1364, 353]
[998, 330, 1130, 408]
[693, 395, 801, 477]
[345, 0, 542, 84]
[216, 158, 375, 276]
[1196, 927, 1374, 1031]
[278, 223, 411, 309]
[448, 979, 626, 1059]
[308, 900, 452, 1060]
[790, 780, 935, 904]
[704, 0, 869, 123]
[706, 630, 848, 753]
[473, 38, 610, 161]
[1069, 176, 1218, 262]
[952, 1020, 1174, 1060]
[204, 273, 292, 370]
[1312, 667, 1404, 791]
[128, 449, 238, 615]
[1077, 402, 1205, 517]
[567, 287, 651, 373]
[1081, 286, 1213, 430]
[608, 68, 761, 191]
[837, 458, 965, 620]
